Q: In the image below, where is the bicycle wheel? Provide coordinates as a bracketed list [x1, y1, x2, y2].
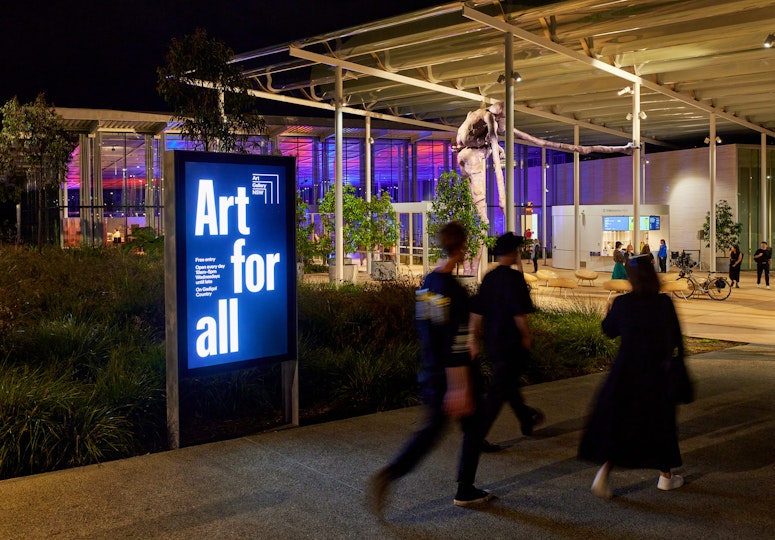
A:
[707, 276, 732, 300]
[673, 276, 696, 299]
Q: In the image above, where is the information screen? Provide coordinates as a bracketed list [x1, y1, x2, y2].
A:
[170, 151, 297, 376]
[603, 215, 661, 231]
[603, 216, 629, 231]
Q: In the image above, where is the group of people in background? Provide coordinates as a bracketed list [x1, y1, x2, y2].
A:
[611, 238, 771, 290]
[612, 240, 664, 279]
[368, 222, 689, 519]
[728, 241, 770, 289]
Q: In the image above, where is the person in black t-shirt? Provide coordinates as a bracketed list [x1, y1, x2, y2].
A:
[470, 232, 544, 453]
[754, 241, 771, 289]
[368, 221, 491, 517]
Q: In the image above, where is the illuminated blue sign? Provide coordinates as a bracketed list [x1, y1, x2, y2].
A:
[168, 151, 297, 376]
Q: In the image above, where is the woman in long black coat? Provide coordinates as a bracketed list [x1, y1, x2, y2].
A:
[579, 255, 686, 498]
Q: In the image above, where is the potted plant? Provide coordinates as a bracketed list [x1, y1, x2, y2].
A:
[701, 199, 742, 272]
[318, 184, 368, 283]
[426, 170, 493, 280]
[366, 189, 400, 280]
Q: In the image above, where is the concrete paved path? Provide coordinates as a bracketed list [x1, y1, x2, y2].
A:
[2, 268, 774, 539]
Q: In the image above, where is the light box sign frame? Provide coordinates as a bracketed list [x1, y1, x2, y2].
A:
[165, 150, 297, 379]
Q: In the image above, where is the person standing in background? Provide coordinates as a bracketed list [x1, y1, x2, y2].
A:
[754, 241, 771, 289]
[729, 244, 743, 288]
[531, 241, 540, 273]
[612, 241, 627, 280]
[657, 239, 668, 273]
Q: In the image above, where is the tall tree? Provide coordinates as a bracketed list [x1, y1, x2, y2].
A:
[0, 94, 77, 248]
[157, 29, 265, 153]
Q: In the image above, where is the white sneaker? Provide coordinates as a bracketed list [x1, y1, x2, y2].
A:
[657, 474, 684, 491]
[591, 467, 613, 499]
[757, 283, 761, 288]
[768, 286, 771, 290]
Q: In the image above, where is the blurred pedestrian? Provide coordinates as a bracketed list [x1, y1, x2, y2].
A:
[579, 255, 687, 498]
[729, 244, 742, 288]
[470, 232, 544, 453]
[368, 221, 490, 517]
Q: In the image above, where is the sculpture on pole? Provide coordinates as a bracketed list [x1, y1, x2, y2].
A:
[454, 101, 633, 272]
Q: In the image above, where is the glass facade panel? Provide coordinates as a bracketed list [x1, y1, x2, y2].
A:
[373, 139, 408, 202]
[101, 133, 147, 242]
[279, 137, 317, 205]
[416, 140, 450, 202]
[323, 138, 362, 196]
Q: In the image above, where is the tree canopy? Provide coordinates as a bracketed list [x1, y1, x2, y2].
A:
[0, 94, 77, 247]
[157, 29, 265, 153]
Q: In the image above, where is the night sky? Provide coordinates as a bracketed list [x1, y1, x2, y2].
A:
[1, 0, 447, 114]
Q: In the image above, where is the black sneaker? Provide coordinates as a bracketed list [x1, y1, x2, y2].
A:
[520, 408, 546, 436]
[481, 440, 503, 453]
[453, 484, 492, 507]
[367, 469, 391, 519]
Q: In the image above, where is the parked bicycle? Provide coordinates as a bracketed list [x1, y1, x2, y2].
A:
[673, 252, 732, 300]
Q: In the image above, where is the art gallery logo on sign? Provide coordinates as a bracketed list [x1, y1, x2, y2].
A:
[252, 173, 280, 204]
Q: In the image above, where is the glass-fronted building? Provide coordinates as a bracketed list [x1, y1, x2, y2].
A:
[13, 108, 773, 271]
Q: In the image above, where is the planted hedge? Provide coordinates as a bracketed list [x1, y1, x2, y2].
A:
[0, 246, 616, 479]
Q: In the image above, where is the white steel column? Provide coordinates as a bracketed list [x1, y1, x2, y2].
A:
[762, 133, 768, 243]
[78, 133, 91, 246]
[93, 132, 105, 246]
[541, 147, 547, 266]
[574, 125, 580, 269]
[632, 82, 641, 253]
[365, 115, 372, 274]
[144, 134, 155, 232]
[709, 114, 717, 272]
[335, 67, 344, 282]
[505, 33, 515, 233]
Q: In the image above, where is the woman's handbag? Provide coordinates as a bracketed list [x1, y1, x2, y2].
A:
[665, 354, 695, 404]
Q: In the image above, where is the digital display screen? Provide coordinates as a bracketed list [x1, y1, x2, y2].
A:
[603, 216, 630, 231]
[169, 151, 297, 376]
[603, 215, 661, 231]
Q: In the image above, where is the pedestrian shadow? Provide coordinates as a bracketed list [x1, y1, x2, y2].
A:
[677, 394, 775, 472]
[489, 415, 587, 448]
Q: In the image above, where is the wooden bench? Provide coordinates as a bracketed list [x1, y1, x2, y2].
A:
[602, 279, 632, 300]
[535, 269, 558, 286]
[574, 269, 599, 286]
[547, 277, 578, 297]
[659, 278, 690, 300]
[660, 272, 680, 282]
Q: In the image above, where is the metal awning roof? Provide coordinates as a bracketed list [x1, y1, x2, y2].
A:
[230, 0, 775, 150]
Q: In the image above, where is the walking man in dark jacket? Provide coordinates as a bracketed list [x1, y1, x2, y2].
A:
[368, 221, 490, 518]
[470, 232, 544, 452]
